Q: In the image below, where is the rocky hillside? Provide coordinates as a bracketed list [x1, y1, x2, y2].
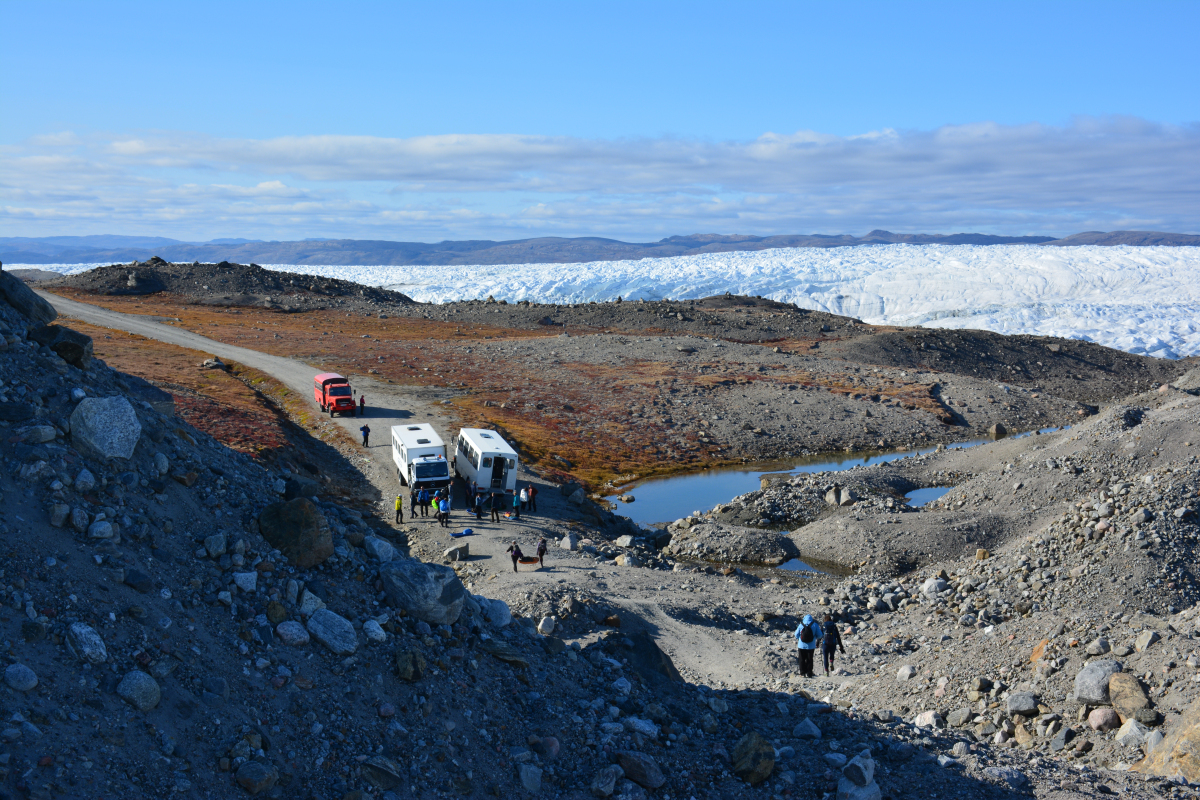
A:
[45, 257, 415, 313]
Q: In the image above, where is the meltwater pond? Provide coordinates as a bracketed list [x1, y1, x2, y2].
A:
[605, 426, 1067, 527]
[904, 487, 952, 507]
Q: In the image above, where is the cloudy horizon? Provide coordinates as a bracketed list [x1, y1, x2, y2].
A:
[2, 116, 1197, 243]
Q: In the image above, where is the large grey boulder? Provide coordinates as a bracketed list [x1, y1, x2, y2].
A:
[1074, 660, 1123, 705]
[258, 498, 333, 569]
[379, 559, 466, 625]
[0, 267, 57, 326]
[70, 396, 142, 460]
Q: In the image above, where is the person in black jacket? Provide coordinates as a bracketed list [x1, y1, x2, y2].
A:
[821, 613, 845, 676]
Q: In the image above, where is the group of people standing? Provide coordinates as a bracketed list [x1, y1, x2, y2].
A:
[392, 481, 539, 528]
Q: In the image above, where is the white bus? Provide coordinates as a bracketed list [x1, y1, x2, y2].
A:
[391, 424, 451, 490]
[453, 428, 519, 492]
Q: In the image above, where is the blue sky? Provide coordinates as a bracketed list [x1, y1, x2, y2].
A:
[2, 0, 1198, 241]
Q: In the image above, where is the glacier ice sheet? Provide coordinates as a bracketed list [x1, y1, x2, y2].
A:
[25, 244, 1200, 359]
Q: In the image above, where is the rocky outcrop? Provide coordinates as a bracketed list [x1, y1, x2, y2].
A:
[257, 498, 334, 569]
[662, 522, 800, 566]
[0, 266, 57, 326]
[70, 396, 142, 460]
[1133, 696, 1200, 782]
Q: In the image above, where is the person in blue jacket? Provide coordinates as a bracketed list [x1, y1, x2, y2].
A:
[794, 614, 823, 678]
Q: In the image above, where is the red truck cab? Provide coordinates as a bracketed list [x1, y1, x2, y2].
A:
[314, 372, 355, 417]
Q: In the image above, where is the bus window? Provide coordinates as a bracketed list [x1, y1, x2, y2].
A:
[506, 458, 516, 469]
[482, 457, 492, 467]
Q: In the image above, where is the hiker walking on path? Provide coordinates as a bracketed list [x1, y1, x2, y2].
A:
[359, 424, 370, 447]
[394, 494, 403, 523]
[536, 537, 548, 568]
[821, 613, 845, 676]
[794, 614, 823, 678]
[526, 483, 538, 513]
[506, 541, 523, 572]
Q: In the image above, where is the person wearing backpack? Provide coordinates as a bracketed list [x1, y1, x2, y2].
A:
[821, 613, 845, 676]
[794, 614, 823, 678]
[527, 483, 538, 513]
[418, 488, 430, 517]
[437, 497, 450, 527]
[536, 537, 548, 568]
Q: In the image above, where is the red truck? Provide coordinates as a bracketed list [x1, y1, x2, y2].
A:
[314, 372, 356, 417]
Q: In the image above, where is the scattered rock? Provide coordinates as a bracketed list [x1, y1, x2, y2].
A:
[305, 609, 358, 655]
[1074, 660, 1122, 704]
[116, 670, 161, 711]
[1006, 691, 1039, 717]
[1135, 629, 1160, 652]
[1088, 707, 1121, 732]
[364, 535, 397, 562]
[1108, 672, 1152, 723]
[235, 761, 278, 795]
[792, 718, 821, 739]
[614, 751, 665, 789]
[70, 396, 142, 460]
[395, 650, 427, 682]
[1116, 718, 1149, 748]
[4, 664, 38, 692]
[518, 764, 542, 792]
[590, 764, 624, 797]
[731, 732, 774, 785]
[66, 622, 107, 664]
[982, 766, 1027, 790]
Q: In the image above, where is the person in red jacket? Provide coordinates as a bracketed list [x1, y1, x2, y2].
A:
[359, 394, 366, 417]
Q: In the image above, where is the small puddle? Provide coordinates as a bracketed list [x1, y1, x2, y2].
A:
[904, 487, 952, 507]
[606, 426, 1069, 526]
[777, 558, 821, 573]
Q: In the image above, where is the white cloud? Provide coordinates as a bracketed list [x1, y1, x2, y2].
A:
[1, 117, 1197, 240]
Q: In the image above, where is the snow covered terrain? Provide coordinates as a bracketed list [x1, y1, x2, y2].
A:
[21, 244, 1200, 358]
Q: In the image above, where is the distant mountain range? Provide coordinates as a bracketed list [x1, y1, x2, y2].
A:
[2, 229, 1197, 266]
